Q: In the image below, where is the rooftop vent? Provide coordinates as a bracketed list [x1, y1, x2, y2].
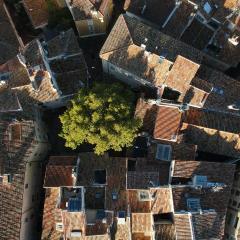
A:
[228, 35, 239, 46]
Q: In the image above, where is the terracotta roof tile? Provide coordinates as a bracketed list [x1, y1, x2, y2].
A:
[46, 29, 81, 58]
[131, 213, 153, 234]
[135, 98, 158, 134]
[100, 14, 204, 63]
[174, 213, 193, 240]
[124, 0, 176, 27]
[67, 0, 111, 20]
[44, 156, 78, 187]
[0, 1, 22, 64]
[163, 0, 196, 39]
[153, 105, 182, 141]
[182, 123, 240, 158]
[41, 188, 63, 240]
[22, 0, 49, 28]
[150, 188, 172, 214]
[128, 189, 151, 213]
[181, 17, 215, 50]
[184, 107, 240, 134]
[164, 55, 200, 94]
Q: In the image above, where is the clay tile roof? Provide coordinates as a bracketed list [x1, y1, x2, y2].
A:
[164, 55, 200, 94]
[46, 29, 81, 58]
[135, 98, 158, 134]
[173, 160, 235, 185]
[192, 212, 225, 239]
[180, 17, 215, 50]
[68, 0, 110, 20]
[22, 0, 49, 29]
[0, 1, 22, 64]
[163, 0, 196, 39]
[153, 105, 182, 141]
[131, 213, 153, 234]
[174, 214, 193, 240]
[0, 90, 22, 113]
[127, 171, 160, 189]
[44, 156, 78, 187]
[183, 107, 240, 134]
[150, 188, 172, 214]
[100, 14, 204, 63]
[41, 188, 63, 240]
[190, 77, 213, 93]
[124, 0, 176, 27]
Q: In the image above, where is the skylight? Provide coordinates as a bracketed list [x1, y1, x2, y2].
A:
[187, 198, 201, 212]
[203, 2, 212, 14]
[156, 144, 172, 161]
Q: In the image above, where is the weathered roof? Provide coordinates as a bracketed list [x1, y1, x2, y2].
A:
[174, 213, 193, 240]
[0, 120, 42, 240]
[164, 55, 200, 94]
[67, 0, 110, 20]
[22, 0, 49, 29]
[131, 213, 153, 234]
[0, 90, 22, 113]
[182, 122, 240, 158]
[41, 188, 63, 240]
[0, 0, 22, 65]
[184, 107, 240, 134]
[153, 105, 182, 141]
[44, 156, 77, 187]
[124, 0, 176, 27]
[46, 29, 81, 58]
[124, 0, 240, 68]
[100, 14, 204, 63]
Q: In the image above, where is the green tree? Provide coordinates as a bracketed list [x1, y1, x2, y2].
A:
[59, 83, 142, 155]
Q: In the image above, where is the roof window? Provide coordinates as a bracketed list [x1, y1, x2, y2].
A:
[187, 198, 201, 212]
[156, 144, 172, 161]
[138, 190, 151, 201]
[94, 170, 106, 185]
[203, 2, 212, 14]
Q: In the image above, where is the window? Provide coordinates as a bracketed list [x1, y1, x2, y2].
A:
[187, 198, 201, 211]
[87, 20, 95, 34]
[25, 184, 28, 189]
[94, 170, 106, 184]
[234, 217, 239, 228]
[193, 175, 208, 186]
[118, 211, 126, 224]
[138, 190, 151, 201]
[203, 2, 212, 14]
[236, 191, 240, 196]
[227, 213, 232, 225]
[212, 87, 224, 95]
[162, 87, 181, 101]
[232, 200, 237, 207]
[112, 192, 118, 200]
[128, 160, 136, 171]
[238, 202, 240, 208]
[156, 144, 172, 161]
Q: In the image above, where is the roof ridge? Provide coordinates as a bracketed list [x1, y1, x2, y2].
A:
[100, 14, 133, 55]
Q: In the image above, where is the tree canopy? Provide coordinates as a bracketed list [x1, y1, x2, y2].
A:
[59, 83, 142, 155]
